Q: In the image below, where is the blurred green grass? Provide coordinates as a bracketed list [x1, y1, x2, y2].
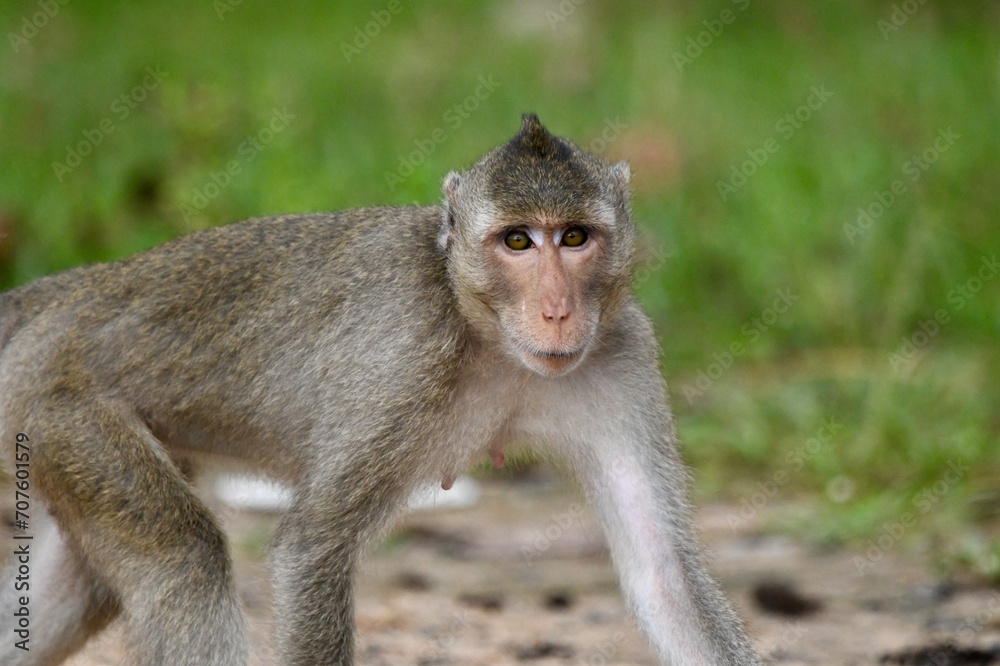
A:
[1, 1, 997, 569]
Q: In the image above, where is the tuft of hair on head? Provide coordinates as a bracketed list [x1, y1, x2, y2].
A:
[470, 113, 603, 218]
[499, 112, 574, 164]
[516, 113, 564, 155]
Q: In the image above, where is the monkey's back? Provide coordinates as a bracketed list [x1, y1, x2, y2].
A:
[0, 207, 465, 478]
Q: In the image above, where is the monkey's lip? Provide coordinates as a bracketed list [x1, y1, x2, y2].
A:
[523, 343, 587, 363]
[521, 345, 588, 377]
[529, 347, 582, 360]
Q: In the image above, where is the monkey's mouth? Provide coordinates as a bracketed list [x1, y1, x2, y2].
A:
[503, 319, 594, 376]
[529, 347, 582, 360]
[518, 343, 589, 377]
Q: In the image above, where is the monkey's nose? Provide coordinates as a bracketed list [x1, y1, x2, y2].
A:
[541, 302, 571, 326]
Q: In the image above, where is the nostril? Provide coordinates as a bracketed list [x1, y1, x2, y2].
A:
[541, 294, 571, 324]
[542, 309, 570, 324]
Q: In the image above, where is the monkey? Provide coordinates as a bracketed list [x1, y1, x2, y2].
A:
[0, 113, 760, 665]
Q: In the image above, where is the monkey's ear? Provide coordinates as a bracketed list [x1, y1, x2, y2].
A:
[610, 161, 631, 193]
[439, 171, 462, 251]
[443, 171, 462, 208]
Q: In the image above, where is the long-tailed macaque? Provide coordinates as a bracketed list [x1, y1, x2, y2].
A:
[0, 114, 760, 664]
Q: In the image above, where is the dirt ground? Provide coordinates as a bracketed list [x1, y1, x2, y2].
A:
[8, 472, 1000, 665]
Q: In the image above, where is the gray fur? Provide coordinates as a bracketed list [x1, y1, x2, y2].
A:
[0, 115, 759, 665]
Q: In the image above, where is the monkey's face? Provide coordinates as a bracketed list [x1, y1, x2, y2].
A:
[440, 114, 636, 377]
[483, 217, 608, 377]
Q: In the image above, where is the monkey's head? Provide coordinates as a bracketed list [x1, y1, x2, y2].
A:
[440, 114, 635, 378]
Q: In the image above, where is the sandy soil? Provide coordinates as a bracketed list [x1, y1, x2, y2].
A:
[6, 473, 1000, 665]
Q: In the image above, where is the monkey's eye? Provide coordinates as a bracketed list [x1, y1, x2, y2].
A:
[504, 230, 533, 251]
[561, 226, 588, 247]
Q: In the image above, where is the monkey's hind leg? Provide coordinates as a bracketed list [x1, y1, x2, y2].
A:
[28, 401, 248, 666]
[0, 508, 118, 665]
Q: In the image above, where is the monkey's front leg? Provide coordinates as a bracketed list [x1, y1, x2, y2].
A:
[270, 469, 403, 666]
[566, 386, 760, 665]
[271, 523, 354, 665]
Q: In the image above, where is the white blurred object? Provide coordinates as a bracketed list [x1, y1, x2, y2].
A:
[213, 474, 480, 513]
[407, 476, 481, 511]
[214, 475, 293, 512]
